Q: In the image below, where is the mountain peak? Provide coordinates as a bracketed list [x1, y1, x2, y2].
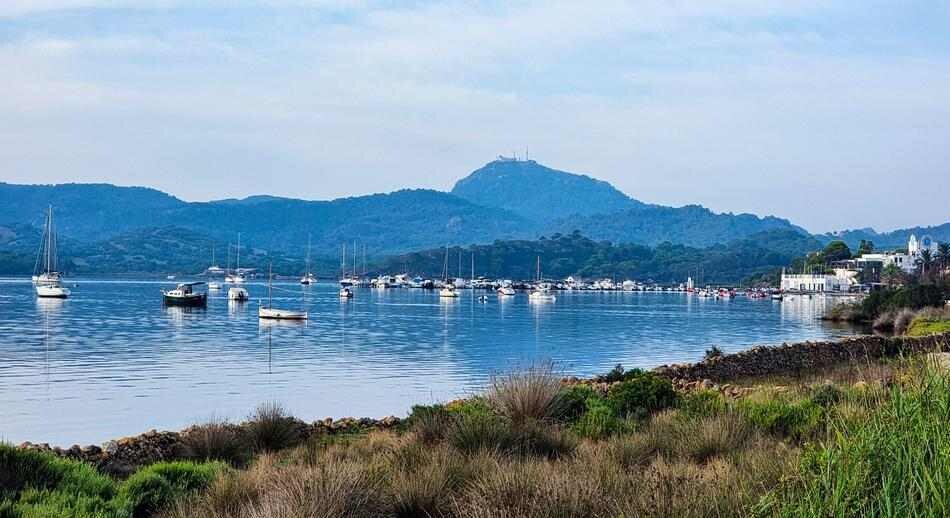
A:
[450, 159, 642, 222]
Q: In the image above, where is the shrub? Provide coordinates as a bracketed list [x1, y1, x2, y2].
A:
[607, 372, 678, 419]
[449, 413, 516, 455]
[247, 402, 303, 452]
[488, 365, 563, 424]
[0, 444, 114, 501]
[511, 421, 576, 459]
[0, 444, 115, 518]
[704, 346, 723, 361]
[182, 416, 248, 466]
[678, 390, 726, 418]
[599, 364, 628, 383]
[407, 404, 456, 445]
[553, 385, 601, 423]
[738, 398, 824, 440]
[893, 308, 917, 335]
[389, 446, 463, 518]
[114, 461, 223, 518]
[572, 404, 626, 440]
[677, 413, 753, 464]
[809, 383, 843, 408]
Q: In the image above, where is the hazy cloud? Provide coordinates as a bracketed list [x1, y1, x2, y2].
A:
[1, 0, 948, 231]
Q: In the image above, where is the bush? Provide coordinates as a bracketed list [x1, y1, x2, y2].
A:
[738, 398, 824, 441]
[449, 413, 516, 455]
[554, 385, 601, 423]
[893, 308, 917, 335]
[488, 365, 563, 424]
[704, 346, 723, 361]
[114, 461, 223, 518]
[678, 412, 753, 464]
[0, 444, 116, 518]
[247, 402, 303, 453]
[607, 372, 678, 420]
[809, 384, 843, 408]
[182, 417, 248, 466]
[571, 404, 626, 440]
[407, 404, 456, 445]
[511, 421, 576, 459]
[678, 390, 726, 418]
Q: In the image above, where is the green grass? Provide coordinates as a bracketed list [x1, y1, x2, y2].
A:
[906, 316, 950, 337]
[0, 445, 223, 518]
[760, 366, 950, 517]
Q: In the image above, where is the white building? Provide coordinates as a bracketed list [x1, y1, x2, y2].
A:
[780, 270, 852, 293]
[856, 252, 915, 274]
[909, 234, 939, 257]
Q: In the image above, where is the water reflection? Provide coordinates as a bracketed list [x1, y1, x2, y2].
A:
[0, 280, 864, 445]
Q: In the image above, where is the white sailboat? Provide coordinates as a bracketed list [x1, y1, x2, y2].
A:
[225, 233, 246, 284]
[529, 256, 556, 302]
[439, 246, 459, 298]
[34, 206, 71, 299]
[300, 234, 316, 285]
[259, 265, 308, 320]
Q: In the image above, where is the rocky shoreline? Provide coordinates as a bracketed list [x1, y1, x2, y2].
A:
[17, 332, 950, 475]
[17, 415, 402, 476]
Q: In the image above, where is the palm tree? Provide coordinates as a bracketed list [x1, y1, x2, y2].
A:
[938, 242, 950, 273]
[916, 249, 935, 279]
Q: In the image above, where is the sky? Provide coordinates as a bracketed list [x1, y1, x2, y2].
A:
[1, 1, 948, 233]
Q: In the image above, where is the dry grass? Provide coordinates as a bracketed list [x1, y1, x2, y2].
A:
[182, 416, 248, 466]
[487, 364, 564, 424]
[247, 402, 304, 453]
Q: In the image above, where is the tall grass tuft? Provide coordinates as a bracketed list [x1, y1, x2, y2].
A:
[247, 402, 303, 453]
[182, 416, 248, 466]
[487, 364, 563, 424]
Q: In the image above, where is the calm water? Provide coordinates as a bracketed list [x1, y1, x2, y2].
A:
[0, 279, 858, 445]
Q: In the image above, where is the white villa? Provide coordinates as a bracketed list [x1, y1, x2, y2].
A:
[780, 269, 853, 293]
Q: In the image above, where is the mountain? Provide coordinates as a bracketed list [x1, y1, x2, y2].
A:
[820, 223, 950, 250]
[550, 204, 809, 248]
[376, 229, 823, 284]
[451, 159, 642, 222]
[0, 183, 183, 242]
[0, 184, 533, 256]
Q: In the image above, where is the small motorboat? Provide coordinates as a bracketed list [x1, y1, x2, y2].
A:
[258, 307, 308, 320]
[228, 287, 250, 301]
[439, 286, 459, 298]
[208, 282, 222, 291]
[300, 273, 317, 285]
[528, 287, 557, 302]
[497, 286, 516, 297]
[771, 293, 784, 301]
[339, 287, 354, 299]
[162, 282, 208, 307]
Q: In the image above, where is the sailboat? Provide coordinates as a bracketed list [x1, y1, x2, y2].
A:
[259, 265, 308, 320]
[225, 233, 246, 284]
[439, 246, 459, 298]
[300, 234, 316, 285]
[529, 256, 556, 301]
[34, 206, 71, 299]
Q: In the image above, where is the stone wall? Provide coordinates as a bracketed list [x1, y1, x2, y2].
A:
[654, 333, 950, 383]
[17, 415, 402, 476]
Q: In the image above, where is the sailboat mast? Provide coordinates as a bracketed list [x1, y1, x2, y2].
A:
[306, 234, 312, 274]
[236, 233, 241, 271]
[46, 206, 52, 274]
[536, 256, 541, 282]
[471, 252, 474, 282]
[342, 244, 347, 278]
[268, 264, 273, 307]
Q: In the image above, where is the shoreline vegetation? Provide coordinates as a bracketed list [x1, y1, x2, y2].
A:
[5, 333, 950, 517]
[822, 281, 950, 336]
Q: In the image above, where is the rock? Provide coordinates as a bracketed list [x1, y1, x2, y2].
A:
[700, 379, 714, 390]
[379, 416, 400, 428]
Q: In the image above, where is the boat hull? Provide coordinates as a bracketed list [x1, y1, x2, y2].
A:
[163, 294, 207, 307]
[259, 307, 308, 320]
[36, 285, 70, 298]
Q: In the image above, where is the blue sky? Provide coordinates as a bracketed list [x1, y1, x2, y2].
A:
[1, 1, 948, 233]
